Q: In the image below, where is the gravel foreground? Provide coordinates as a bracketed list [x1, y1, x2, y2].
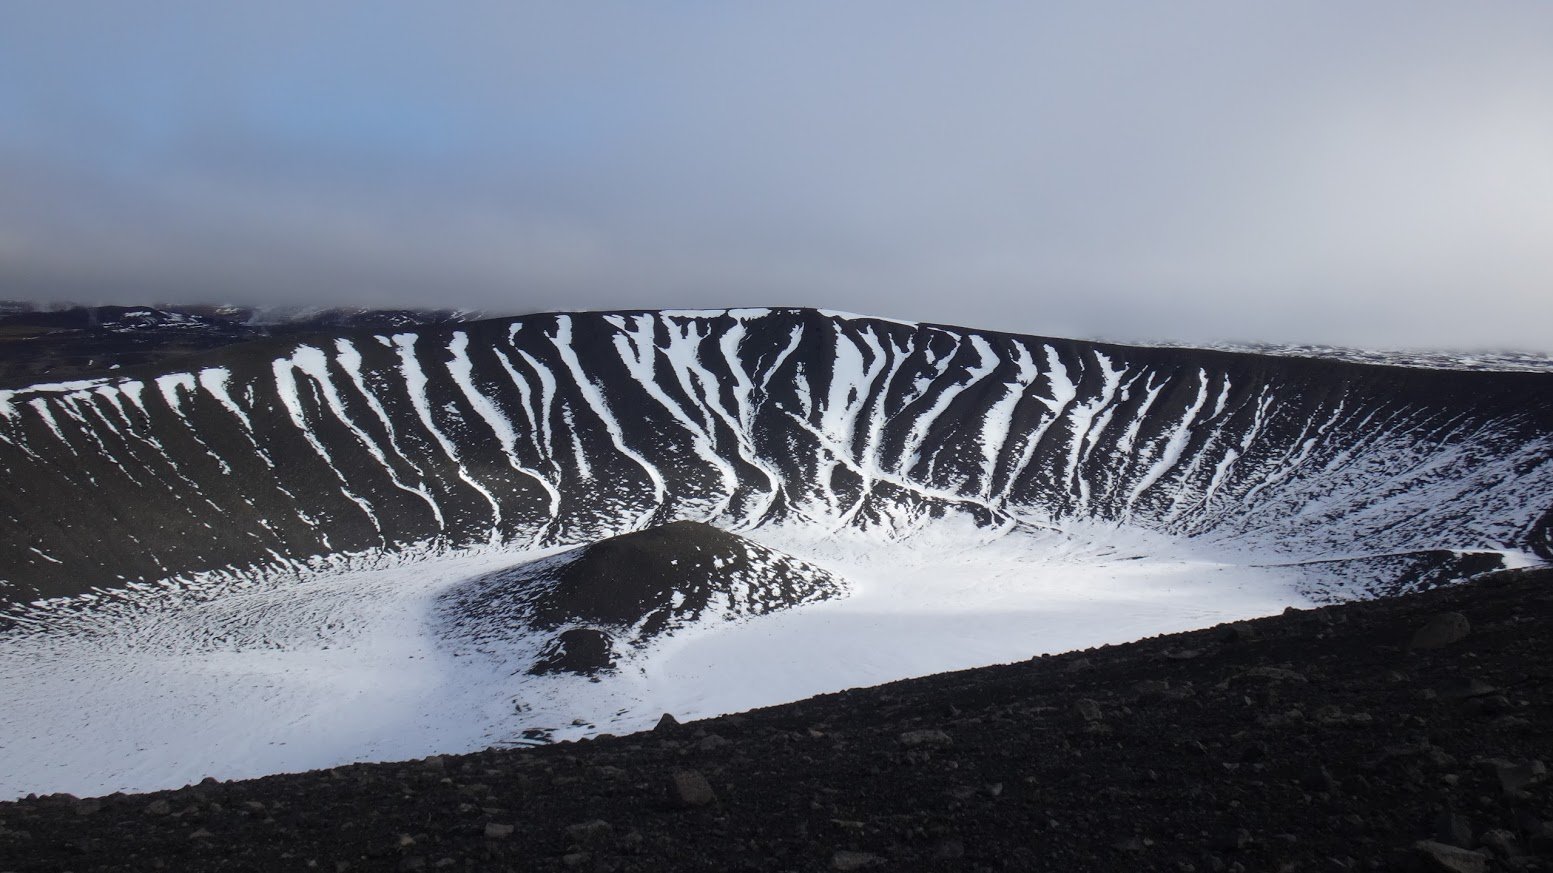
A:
[2, 567, 1550, 873]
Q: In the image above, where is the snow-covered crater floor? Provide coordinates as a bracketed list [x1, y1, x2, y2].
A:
[1, 521, 1312, 800]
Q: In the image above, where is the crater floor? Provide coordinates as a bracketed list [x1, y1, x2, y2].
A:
[3, 566, 1548, 873]
[3, 518, 1318, 799]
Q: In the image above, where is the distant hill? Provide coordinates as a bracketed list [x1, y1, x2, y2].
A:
[0, 302, 483, 386]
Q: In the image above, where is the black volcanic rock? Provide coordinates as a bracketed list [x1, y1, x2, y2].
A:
[438, 520, 846, 675]
[4, 566, 1549, 872]
[529, 627, 617, 675]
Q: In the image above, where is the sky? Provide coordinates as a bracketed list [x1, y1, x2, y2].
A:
[1, 2, 1551, 351]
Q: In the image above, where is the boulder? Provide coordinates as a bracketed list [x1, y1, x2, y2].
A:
[670, 770, 717, 808]
[898, 729, 953, 748]
[1411, 840, 1486, 873]
[831, 850, 883, 870]
[1410, 613, 1470, 650]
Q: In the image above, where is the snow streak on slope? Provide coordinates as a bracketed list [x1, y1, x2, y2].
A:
[1, 308, 1551, 605]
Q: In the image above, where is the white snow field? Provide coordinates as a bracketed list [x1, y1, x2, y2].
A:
[0, 517, 1310, 800]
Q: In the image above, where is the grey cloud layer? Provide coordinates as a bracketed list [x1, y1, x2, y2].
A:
[1, 2, 1550, 351]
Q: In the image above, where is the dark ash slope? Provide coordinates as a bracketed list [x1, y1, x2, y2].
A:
[3, 567, 1548, 872]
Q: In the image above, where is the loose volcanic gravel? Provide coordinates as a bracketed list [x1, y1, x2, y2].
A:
[2, 567, 1550, 872]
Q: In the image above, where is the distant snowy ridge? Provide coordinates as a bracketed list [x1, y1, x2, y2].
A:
[1154, 340, 1553, 374]
[1, 307, 1550, 607]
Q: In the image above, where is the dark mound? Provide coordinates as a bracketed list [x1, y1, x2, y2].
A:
[7, 567, 1549, 872]
[437, 520, 847, 675]
[529, 520, 843, 634]
[529, 628, 617, 675]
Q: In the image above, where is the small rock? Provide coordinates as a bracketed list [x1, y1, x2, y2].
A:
[1412, 840, 1487, 873]
[670, 770, 717, 807]
[1432, 812, 1473, 848]
[1219, 623, 1258, 643]
[898, 729, 953, 748]
[399, 858, 426, 872]
[1410, 613, 1471, 650]
[483, 823, 514, 840]
[1236, 742, 1268, 763]
[562, 852, 591, 869]
[565, 819, 613, 846]
[1464, 695, 1514, 718]
[1216, 829, 1251, 851]
[73, 798, 102, 816]
[1228, 666, 1307, 685]
[697, 734, 732, 753]
[654, 712, 680, 732]
[1525, 818, 1553, 853]
[145, 799, 172, 816]
[419, 756, 446, 774]
[1479, 759, 1547, 796]
[1437, 677, 1496, 700]
[1112, 837, 1147, 853]
[1478, 829, 1520, 858]
[1073, 699, 1103, 722]
[831, 850, 884, 870]
[189, 828, 213, 840]
[1313, 705, 1352, 726]
[1132, 680, 1172, 698]
[932, 839, 965, 860]
[1303, 766, 1339, 793]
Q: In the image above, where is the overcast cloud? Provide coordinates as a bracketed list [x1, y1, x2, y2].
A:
[1, 2, 1551, 351]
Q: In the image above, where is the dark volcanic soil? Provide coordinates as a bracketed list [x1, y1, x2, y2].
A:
[2, 568, 1550, 873]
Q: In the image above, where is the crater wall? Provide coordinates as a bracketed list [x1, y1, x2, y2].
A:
[2, 309, 1549, 605]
